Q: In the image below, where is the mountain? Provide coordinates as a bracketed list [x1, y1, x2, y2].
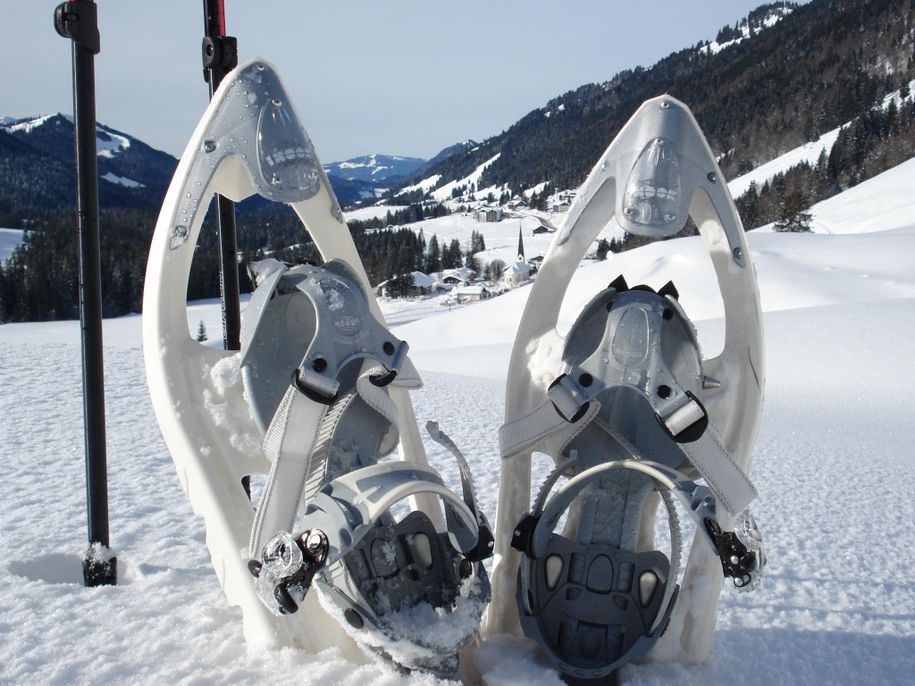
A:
[0, 114, 177, 218]
[392, 0, 915, 200]
[322, 154, 427, 207]
[323, 154, 425, 184]
[416, 140, 478, 176]
[0, 114, 421, 215]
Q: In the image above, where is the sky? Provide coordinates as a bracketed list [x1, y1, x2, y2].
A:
[1, 1, 785, 163]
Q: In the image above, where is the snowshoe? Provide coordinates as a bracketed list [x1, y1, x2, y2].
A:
[484, 96, 766, 681]
[143, 58, 491, 676]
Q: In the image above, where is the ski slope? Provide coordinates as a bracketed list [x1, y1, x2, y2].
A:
[2, 162, 915, 684]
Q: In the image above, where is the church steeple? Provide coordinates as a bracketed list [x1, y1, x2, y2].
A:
[517, 225, 525, 262]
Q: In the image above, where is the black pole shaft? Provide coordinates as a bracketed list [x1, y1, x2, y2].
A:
[55, 0, 116, 587]
[203, 0, 241, 351]
[202, 0, 248, 497]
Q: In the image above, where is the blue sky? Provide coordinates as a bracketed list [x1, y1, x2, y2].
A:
[1, 1, 787, 162]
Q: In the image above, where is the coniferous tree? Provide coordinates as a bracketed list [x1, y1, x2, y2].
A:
[774, 191, 813, 232]
[489, 258, 506, 281]
[426, 234, 442, 273]
[595, 238, 610, 261]
[444, 238, 462, 269]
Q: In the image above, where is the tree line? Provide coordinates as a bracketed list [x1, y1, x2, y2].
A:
[735, 95, 915, 231]
[0, 202, 484, 320]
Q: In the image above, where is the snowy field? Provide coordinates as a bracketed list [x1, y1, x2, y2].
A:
[2, 161, 915, 684]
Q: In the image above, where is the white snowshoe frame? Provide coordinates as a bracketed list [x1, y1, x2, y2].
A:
[143, 58, 491, 673]
[484, 96, 766, 676]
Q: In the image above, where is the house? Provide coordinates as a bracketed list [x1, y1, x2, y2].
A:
[375, 270, 436, 298]
[439, 275, 468, 289]
[503, 261, 531, 288]
[452, 284, 490, 303]
[474, 206, 502, 223]
[531, 223, 553, 235]
[439, 266, 476, 288]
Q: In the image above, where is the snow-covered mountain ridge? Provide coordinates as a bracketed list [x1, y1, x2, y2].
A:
[323, 153, 425, 184]
[389, 1, 915, 212]
[0, 112, 177, 207]
[699, 2, 794, 55]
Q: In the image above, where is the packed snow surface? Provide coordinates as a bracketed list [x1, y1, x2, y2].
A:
[810, 156, 915, 234]
[2, 162, 914, 685]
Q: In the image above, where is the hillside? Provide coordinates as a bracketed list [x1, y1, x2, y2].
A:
[395, 0, 915, 199]
[0, 115, 176, 220]
[0, 116, 429, 220]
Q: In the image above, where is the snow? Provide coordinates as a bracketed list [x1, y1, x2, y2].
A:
[0, 114, 132, 158]
[0, 227, 24, 261]
[95, 129, 131, 158]
[2, 149, 915, 685]
[523, 182, 548, 198]
[699, 6, 793, 56]
[1, 113, 59, 133]
[376, 270, 436, 291]
[397, 174, 442, 197]
[101, 171, 145, 188]
[343, 204, 410, 223]
[728, 127, 842, 199]
[391, 213, 604, 269]
[811, 156, 915, 234]
[430, 154, 501, 203]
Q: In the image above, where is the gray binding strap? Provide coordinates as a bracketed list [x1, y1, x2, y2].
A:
[250, 357, 419, 556]
[425, 421, 483, 521]
[503, 368, 757, 516]
[301, 391, 359, 504]
[675, 419, 755, 515]
[250, 381, 330, 555]
[499, 384, 601, 459]
[301, 462, 481, 564]
[652, 392, 757, 515]
[426, 421, 495, 560]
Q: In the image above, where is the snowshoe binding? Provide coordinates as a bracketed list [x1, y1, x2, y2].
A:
[485, 96, 767, 682]
[143, 58, 491, 677]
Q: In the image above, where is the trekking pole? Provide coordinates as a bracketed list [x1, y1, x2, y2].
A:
[53, 0, 116, 587]
[201, 0, 241, 351]
[202, 1, 250, 497]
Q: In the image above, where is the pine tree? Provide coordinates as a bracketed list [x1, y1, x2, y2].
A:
[774, 191, 813, 232]
[196, 320, 208, 342]
[426, 234, 442, 273]
[736, 181, 761, 229]
[595, 238, 610, 261]
[489, 258, 506, 281]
